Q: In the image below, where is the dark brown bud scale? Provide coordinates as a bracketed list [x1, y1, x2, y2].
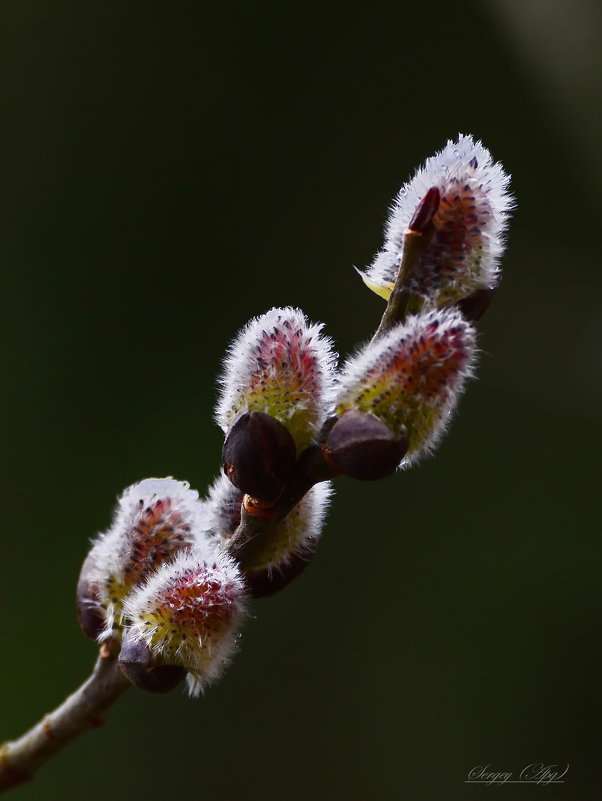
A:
[246, 545, 318, 599]
[408, 186, 441, 234]
[457, 286, 496, 321]
[76, 581, 105, 641]
[118, 631, 187, 694]
[222, 410, 297, 503]
[325, 409, 408, 481]
[76, 551, 106, 641]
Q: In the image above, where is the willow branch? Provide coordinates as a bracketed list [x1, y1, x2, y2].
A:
[0, 650, 130, 794]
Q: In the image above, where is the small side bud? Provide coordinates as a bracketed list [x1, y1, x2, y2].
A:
[334, 309, 477, 464]
[77, 478, 206, 642]
[222, 410, 296, 503]
[325, 409, 409, 480]
[118, 633, 187, 694]
[360, 134, 513, 308]
[122, 543, 247, 696]
[215, 307, 337, 450]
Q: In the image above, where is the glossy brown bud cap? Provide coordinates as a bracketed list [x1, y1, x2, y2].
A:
[325, 409, 408, 481]
[222, 410, 297, 503]
[118, 631, 187, 694]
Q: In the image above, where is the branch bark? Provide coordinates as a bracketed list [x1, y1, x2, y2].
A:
[0, 650, 130, 794]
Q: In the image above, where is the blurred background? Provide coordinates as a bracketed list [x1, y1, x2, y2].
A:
[1, 1, 600, 799]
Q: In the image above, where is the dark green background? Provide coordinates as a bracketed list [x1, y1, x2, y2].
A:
[1, 1, 600, 799]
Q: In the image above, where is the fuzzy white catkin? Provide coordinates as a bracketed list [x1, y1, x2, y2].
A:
[83, 477, 208, 640]
[215, 306, 337, 450]
[361, 134, 514, 305]
[334, 308, 477, 465]
[122, 542, 247, 696]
